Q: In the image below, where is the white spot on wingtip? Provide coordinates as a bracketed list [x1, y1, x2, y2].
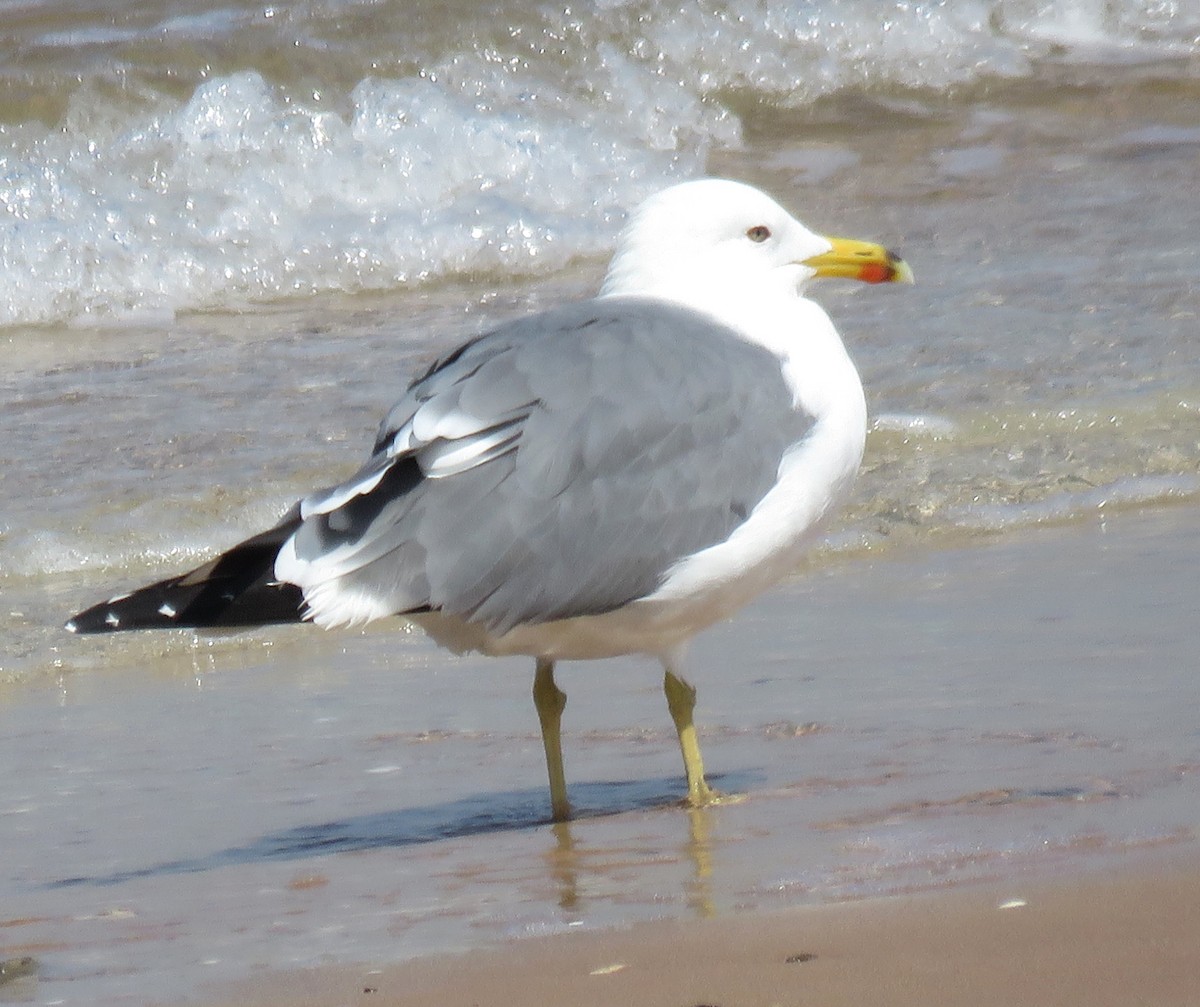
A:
[157, 603, 177, 618]
[104, 612, 120, 628]
[65, 620, 78, 633]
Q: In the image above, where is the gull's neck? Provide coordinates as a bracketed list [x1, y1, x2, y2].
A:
[600, 260, 808, 351]
[598, 236, 865, 429]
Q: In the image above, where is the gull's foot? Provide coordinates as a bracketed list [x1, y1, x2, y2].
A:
[683, 784, 746, 808]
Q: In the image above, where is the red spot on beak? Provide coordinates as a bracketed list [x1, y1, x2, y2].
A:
[858, 263, 893, 284]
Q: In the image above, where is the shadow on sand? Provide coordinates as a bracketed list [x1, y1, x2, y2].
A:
[48, 770, 756, 889]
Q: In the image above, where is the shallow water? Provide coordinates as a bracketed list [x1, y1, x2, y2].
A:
[7, 68, 1200, 680]
[2, 1, 1200, 1003]
[4, 507, 1200, 1005]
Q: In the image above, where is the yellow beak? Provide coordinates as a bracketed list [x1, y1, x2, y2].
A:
[802, 237, 914, 285]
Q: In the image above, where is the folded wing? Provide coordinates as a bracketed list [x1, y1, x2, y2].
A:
[275, 297, 815, 634]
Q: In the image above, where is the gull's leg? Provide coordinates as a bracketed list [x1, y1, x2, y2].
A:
[533, 657, 571, 822]
[662, 655, 716, 807]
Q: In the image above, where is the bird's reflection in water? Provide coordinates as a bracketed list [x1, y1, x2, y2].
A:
[547, 821, 581, 913]
[683, 806, 716, 917]
[544, 804, 717, 918]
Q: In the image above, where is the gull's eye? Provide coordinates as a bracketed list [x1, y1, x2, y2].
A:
[746, 225, 771, 243]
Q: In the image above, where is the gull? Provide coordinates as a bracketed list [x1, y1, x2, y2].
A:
[67, 178, 913, 821]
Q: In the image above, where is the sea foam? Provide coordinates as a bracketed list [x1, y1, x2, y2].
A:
[0, 0, 1195, 328]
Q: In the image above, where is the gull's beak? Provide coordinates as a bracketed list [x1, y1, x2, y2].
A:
[802, 237, 914, 285]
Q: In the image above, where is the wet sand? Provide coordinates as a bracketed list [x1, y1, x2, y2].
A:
[180, 501, 1200, 1007]
[4, 504, 1200, 1005]
[191, 854, 1200, 1007]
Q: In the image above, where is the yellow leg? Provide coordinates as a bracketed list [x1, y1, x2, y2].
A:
[533, 658, 571, 822]
[663, 668, 716, 807]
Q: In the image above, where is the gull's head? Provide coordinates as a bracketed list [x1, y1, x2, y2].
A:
[600, 178, 912, 307]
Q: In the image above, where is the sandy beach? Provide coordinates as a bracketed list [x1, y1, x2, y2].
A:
[188, 854, 1200, 1007]
[176, 507, 1200, 1007]
[4, 503, 1199, 1005]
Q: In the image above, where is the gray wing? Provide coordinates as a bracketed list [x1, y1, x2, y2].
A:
[275, 297, 815, 633]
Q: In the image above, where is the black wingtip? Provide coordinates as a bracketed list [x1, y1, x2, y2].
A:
[65, 579, 307, 635]
[65, 510, 307, 635]
[64, 595, 135, 634]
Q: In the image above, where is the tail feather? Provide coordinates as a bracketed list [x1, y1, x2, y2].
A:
[66, 512, 306, 635]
